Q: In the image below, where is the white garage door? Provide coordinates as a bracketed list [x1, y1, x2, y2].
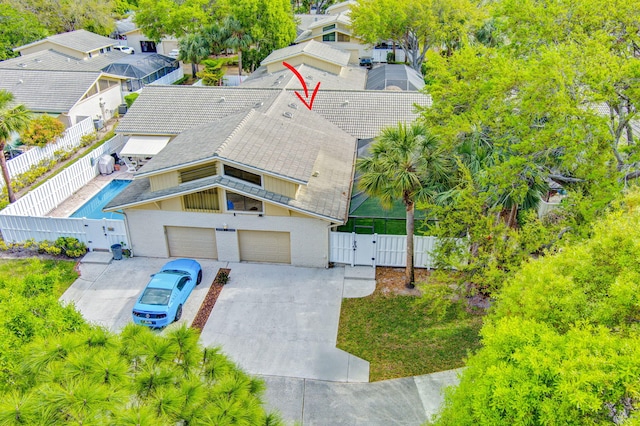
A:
[166, 226, 217, 259]
[238, 230, 291, 264]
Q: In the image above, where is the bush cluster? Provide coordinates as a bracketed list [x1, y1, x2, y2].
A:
[0, 237, 88, 258]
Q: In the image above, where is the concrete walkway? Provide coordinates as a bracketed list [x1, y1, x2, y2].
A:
[262, 369, 461, 425]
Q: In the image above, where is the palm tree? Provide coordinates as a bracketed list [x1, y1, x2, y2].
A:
[0, 90, 31, 203]
[357, 122, 451, 288]
[178, 34, 210, 78]
[223, 17, 252, 77]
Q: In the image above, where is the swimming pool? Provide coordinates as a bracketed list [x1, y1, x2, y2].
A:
[70, 180, 132, 220]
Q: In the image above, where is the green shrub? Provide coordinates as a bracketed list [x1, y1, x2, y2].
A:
[387, 51, 395, 62]
[55, 237, 88, 258]
[124, 93, 139, 108]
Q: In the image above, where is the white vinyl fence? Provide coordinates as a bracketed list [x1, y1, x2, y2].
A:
[330, 232, 455, 268]
[149, 68, 184, 86]
[0, 134, 129, 252]
[6, 117, 94, 180]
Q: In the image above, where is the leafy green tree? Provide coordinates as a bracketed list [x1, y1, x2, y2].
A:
[0, 324, 284, 425]
[350, 0, 484, 72]
[0, 90, 31, 203]
[357, 122, 451, 288]
[0, 4, 48, 60]
[223, 17, 253, 77]
[20, 115, 65, 148]
[433, 189, 640, 425]
[178, 33, 211, 77]
[197, 58, 227, 86]
[222, 0, 296, 64]
[134, 0, 220, 41]
[8, 0, 116, 35]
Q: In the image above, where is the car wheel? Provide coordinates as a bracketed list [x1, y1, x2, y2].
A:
[196, 270, 203, 285]
[174, 304, 183, 322]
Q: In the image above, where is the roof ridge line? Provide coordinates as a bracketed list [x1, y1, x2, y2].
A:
[215, 108, 256, 155]
[263, 89, 288, 115]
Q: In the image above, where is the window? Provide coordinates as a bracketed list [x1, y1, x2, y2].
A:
[224, 165, 261, 186]
[100, 48, 104, 54]
[322, 24, 336, 32]
[226, 191, 263, 212]
[323, 32, 336, 42]
[180, 163, 217, 183]
[183, 189, 220, 212]
[107, 47, 111, 52]
[338, 33, 350, 42]
[176, 277, 189, 291]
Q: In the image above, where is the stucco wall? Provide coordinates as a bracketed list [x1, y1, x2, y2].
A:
[123, 209, 331, 267]
[68, 82, 122, 124]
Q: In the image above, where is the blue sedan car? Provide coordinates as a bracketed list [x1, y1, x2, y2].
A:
[132, 259, 202, 328]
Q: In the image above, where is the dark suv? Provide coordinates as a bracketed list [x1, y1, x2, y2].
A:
[359, 57, 373, 69]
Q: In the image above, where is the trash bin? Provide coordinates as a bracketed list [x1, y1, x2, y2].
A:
[111, 244, 123, 260]
[118, 104, 128, 115]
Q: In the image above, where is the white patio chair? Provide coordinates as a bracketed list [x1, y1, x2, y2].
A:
[122, 157, 137, 172]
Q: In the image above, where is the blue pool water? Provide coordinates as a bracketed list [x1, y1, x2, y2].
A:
[70, 180, 132, 220]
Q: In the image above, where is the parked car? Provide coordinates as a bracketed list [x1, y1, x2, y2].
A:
[167, 49, 180, 58]
[132, 258, 202, 328]
[359, 56, 373, 69]
[113, 45, 135, 54]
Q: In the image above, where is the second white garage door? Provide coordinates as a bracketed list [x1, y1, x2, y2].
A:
[238, 230, 291, 264]
[166, 226, 218, 259]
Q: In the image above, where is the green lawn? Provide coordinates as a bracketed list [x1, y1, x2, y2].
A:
[0, 258, 78, 297]
[337, 287, 483, 381]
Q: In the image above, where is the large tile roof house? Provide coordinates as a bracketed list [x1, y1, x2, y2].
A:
[3, 30, 182, 125]
[106, 41, 430, 267]
[14, 30, 117, 60]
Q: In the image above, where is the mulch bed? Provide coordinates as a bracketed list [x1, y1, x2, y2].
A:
[375, 266, 431, 296]
[191, 268, 230, 331]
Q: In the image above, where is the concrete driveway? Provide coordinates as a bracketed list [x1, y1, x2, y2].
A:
[60, 255, 227, 332]
[61, 256, 369, 382]
[199, 263, 369, 382]
[62, 255, 459, 425]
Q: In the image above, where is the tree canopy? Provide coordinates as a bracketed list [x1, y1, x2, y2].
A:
[0, 4, 48, 60]
[433, 190, 640, 425]
[350, 0, 484, 72]
[6, 0, 116, 35]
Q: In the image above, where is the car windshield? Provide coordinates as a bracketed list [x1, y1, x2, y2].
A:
[139, 288, 172, 305]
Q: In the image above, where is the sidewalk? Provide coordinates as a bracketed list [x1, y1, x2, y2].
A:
[261, 369, 461, 425]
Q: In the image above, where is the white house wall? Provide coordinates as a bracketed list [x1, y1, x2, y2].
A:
[68, 83, 122, 124]
[123, 209, 330, 267]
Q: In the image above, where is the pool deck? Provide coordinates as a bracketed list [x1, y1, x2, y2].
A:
[47, 169, 134, 218]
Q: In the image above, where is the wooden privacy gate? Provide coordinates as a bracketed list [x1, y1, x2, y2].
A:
[329, 232, 442, 268]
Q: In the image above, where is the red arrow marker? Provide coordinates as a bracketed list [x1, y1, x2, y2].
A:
[283, 61, 321, 110]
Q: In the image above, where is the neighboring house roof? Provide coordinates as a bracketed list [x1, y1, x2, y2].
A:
[15, 30, 116, 54]
[0, 69, 104, 113]
[261, 40, 351, 70]
[116, 86, 282, 135]
[366, 64, 426, 91]
[116, 85, 431, 139]
[307, 12, 352, 30]
[326, 0, 356, 14]
[0, 49, 131, 72]
[242, 62, 367, 90]
[114, 16, 138, 35]
[295, 13, 353, 43]
[109, 91, 356, 222]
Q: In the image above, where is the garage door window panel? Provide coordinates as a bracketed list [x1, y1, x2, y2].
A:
[183, 189, 220, 212]
[224, 165, 262, 186]
[226, 191, 263, 212]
